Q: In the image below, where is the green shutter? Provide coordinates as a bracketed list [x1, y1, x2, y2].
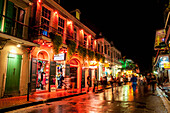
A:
[4, 0, 14, 34]
[0, 0, 4, 29]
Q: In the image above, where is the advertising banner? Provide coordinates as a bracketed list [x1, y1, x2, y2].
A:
[154, 29, 166, 50]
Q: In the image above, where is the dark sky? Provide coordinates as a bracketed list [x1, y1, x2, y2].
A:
[60, 0, 168, 73]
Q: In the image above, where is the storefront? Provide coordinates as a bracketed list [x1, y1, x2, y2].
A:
[54, 53, 66, 89]
[30, 42, 53, 92]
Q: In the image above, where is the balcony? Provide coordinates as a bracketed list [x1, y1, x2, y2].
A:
[0, 14, 37, 42]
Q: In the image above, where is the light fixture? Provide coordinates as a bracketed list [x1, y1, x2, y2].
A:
[17, 44, 21, 47]
[54, 11, 58, 15]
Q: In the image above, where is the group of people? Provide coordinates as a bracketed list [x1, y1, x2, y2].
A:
[56, 72, 161, 95]
[91, 73, 159, 95]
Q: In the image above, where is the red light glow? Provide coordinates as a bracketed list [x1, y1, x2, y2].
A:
[80, 29, 84, 33]
[67, 20, 72, 25]
[54, 11, 58, 15]
[38, 0, 41, 3]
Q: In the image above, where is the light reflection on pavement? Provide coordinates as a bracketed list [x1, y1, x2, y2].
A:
[7, 85, 168, 113]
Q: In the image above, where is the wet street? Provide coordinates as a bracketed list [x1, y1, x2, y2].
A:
[7, 85, 167, 113]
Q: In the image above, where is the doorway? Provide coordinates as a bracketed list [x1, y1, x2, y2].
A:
[70, 67, 77, 88]
[5, 53, 22, 96]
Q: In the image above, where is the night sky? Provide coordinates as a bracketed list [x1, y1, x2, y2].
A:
[60, 0, 168, 73]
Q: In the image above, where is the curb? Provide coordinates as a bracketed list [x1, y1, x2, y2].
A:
[156, 87, 170, 113]
[0, 92, 86, 112]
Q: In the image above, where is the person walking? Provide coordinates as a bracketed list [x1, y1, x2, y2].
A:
[130, 74, 137, 95]
[150, 74, 157, 94]
[146, 73, 151, 90]
[87, 75, 90, 92]
[139, 75, 144, 96]
[110, 75, 114, 93]
[60, 72, 64, 88]
[93, 77, 97, 92]
[103, 75, 107, 93]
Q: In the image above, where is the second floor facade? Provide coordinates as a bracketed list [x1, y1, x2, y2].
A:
[0, 0, 122, 65]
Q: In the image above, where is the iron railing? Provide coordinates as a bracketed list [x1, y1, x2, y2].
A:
[0, 14, 37, 42]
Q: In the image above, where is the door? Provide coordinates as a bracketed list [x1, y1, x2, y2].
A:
[5, 54, 22, 95]
[89, 69, 92, 87]
[30, 58, 37, 92]
[49, 61, 56, 92]
[70, 67, 77, 88]
[81, 69, 85, 88]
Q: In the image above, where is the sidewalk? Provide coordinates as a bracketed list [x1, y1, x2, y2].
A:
[0, 89, 85, 112]
[0, 86, 104, 112]
[156, 86, 170, 113]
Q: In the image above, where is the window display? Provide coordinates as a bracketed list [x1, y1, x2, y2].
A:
[36, 60, 49, 91]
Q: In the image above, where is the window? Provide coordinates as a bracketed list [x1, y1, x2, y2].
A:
[41, 6, 51, 36]
[54, 0, 60, 4]
[4, 1, 25, 38]
[104, 45, 107, 54]
[84, 34, 87, 47]
[91, 38, 93, 50]
[73, 27, 77, 41]
[98, 43, 100, 52]
[101, 45, 103, 53]
[58, 17, 65, 36]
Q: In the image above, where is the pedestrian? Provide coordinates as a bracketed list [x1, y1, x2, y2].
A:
[150, 74, 157, 94]
[130, 74, 137, 94]
[71, 74, 75, 93]
[139, 75, 144, 96]
[120, 76, 124, 86]
[87, 75, 90, 92]
[146, 73, 151, 90]
[103, 75, 107, 93]
[110, 75, 114, 93]
[93, 77, 97, 92]
[60, 72, 64, 88]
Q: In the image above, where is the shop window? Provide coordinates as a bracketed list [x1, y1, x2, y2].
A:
[37, 60, 49, 91]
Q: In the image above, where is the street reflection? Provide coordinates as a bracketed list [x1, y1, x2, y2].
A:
[8, 84, 151, 113]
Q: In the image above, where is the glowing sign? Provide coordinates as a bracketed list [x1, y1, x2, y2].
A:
[54, 53, 66, 61]
[154, 29, 166, 50]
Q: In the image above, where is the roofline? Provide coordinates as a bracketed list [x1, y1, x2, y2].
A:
[46, 0, 96, 37]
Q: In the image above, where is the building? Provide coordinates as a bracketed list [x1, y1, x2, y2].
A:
[110, 45, 122, 77]
[29, 0, 98, 93]
[0, 0, 123, 96]
[96, 34, 122, 80]
[0, 0, 38, 97]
